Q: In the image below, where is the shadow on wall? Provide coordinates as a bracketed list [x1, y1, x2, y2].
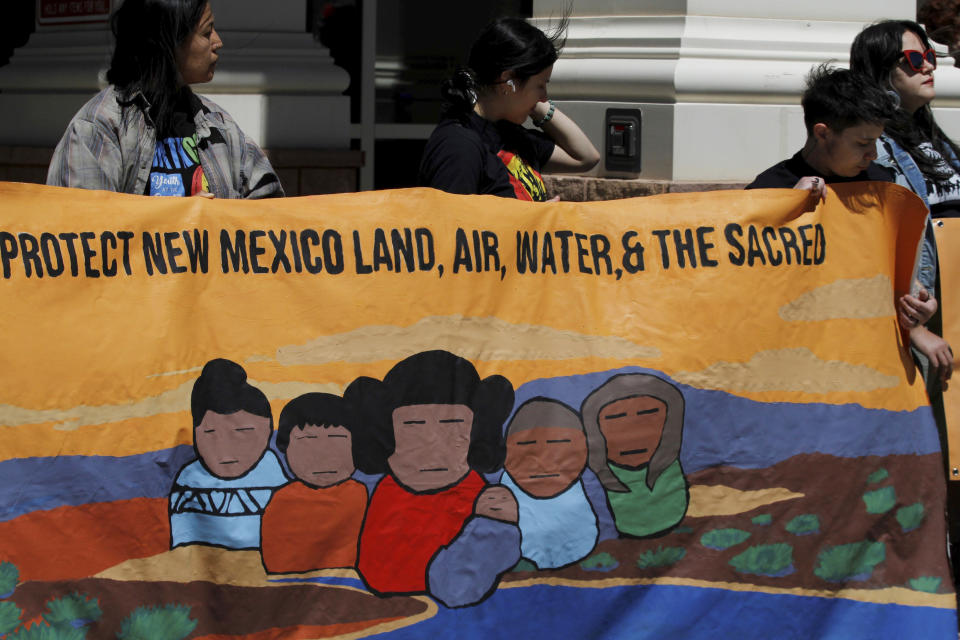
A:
[1, 1, 35, 71]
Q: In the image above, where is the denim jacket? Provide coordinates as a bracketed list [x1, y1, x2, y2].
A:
[47, 85, 283, 199]
[873, 134, 957, 296]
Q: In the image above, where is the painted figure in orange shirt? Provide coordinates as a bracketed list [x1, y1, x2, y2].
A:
[260, 392, 367, 573]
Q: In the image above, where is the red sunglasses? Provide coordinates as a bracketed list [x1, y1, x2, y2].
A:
[901, 48, 937, 72]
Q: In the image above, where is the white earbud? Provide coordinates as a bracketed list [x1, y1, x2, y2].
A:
[506, 79, 516, 92]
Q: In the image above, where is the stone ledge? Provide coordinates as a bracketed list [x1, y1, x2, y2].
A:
[544, 175, 748, 202]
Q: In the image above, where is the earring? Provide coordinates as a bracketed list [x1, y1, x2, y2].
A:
[886, 88, 901, 109]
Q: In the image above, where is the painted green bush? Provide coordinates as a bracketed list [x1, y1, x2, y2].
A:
[580, 552, 619, 572]
[909, 576, 942, 593]
[0, 562, 18, 598]
[673, 526, 694, 534]
[10, 625, 87, 640]
[896, 503, 925, 532]
[117, 605, 197, 640]
[511, 559, 537, 572]
[751, 514, 773, 526]
[729, 543, 794, 577]
[815, 541, 886, 582]
[0, 600, 22, 635]
[862, 486, 896, 514]
[785, 514, 820, 536]
[867, 468, 889, 484]
[637, 546, 686, 569]
[42, 593, 101, 629]
[700, 528, 751, 550]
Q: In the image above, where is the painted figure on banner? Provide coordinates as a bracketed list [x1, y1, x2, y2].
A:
[348, 350, 521, 606]
[260, 393, 368, 573]
[169, 359, 288, 549]
[581, 374, 689, 538]
[499, 398, 599, 569]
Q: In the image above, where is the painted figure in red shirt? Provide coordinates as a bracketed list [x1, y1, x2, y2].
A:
[346, 350, 516, 597]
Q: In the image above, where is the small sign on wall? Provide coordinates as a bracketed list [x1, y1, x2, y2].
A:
[38, 0, 111, 25]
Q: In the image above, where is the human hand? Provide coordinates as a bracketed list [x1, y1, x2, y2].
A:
[910, 325, 954, 388]
[898, 286, 937, 330]
[529, 100, 551, 121]
[792, 176, 826, 202]
[474, 485, 518, 523]
[545, 195, 560, 202]
[192, 190, 215, 199]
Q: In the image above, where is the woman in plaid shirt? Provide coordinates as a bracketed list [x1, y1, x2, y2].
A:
[47, 0, 282, 199]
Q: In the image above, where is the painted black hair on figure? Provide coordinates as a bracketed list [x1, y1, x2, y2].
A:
[801, 65, 895, 135]
[276, 393, 357, 454]
[191, 358, 272, 429]
[344, 350, 515, 475]
[850, 20, 960, 180]
[106, 0, 207, 137]
[441, 15, 568, 115]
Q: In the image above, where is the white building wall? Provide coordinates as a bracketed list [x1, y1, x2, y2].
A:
[535, 0, 960, 181]
[0, 0, 350, 150]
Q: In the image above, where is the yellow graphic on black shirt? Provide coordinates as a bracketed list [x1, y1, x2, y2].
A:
[497, 151, 547, 201]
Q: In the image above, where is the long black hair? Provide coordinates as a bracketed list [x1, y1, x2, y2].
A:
[441, 16, 567, 116]
[106, 0, 208, 137]
[344, 350, 514, 475]
[850, 20, 960, 181]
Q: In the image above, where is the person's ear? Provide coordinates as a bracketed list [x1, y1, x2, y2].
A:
[498, 70, 517, 93]
[812, 122, 831, 143]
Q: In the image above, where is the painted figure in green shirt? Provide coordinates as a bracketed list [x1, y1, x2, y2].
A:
[581, 373, 688, 538]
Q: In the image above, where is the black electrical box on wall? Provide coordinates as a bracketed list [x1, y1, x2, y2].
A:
[605, 108, 642, 173]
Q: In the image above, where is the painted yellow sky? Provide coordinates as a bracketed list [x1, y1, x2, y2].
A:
[0, 181, 931, 458]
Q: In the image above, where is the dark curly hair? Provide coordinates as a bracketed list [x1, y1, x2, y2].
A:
[801, 64, 895, 135]
[918, 0, 960, 50]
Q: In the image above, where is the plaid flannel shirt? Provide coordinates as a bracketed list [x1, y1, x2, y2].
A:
[47, 85, 283, 199]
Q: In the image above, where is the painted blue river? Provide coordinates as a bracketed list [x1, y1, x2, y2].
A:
[272, 576, 956, 639]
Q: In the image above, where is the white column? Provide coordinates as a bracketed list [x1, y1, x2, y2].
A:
[0, 0, 350, 149]
[534, 0, 960, 181]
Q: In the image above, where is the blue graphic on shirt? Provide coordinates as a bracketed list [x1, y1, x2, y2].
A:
[150, 173, 186, 197]
[148, 133, 206, 197]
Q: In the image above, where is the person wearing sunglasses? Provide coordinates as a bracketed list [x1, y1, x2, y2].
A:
[850, 20, 956, 396]
[851, 18, 958, 579]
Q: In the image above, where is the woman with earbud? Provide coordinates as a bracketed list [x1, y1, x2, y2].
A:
[418, 17, 599, 201]
[850, 20, 955, 392]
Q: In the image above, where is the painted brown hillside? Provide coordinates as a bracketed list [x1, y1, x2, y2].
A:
[10, 578, 428, 639]
[502, 452, 951, 595]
